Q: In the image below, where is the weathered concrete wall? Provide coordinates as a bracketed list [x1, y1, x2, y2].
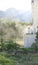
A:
[23, 0, 38, 48]
[32, 0, 38, 27]
[24, 33, 36, 48]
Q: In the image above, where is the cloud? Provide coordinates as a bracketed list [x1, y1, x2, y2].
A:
[0, 0, 31, 12]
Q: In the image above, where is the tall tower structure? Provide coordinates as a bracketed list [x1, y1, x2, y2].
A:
[24, 0, 38, 48]
[32, 0, 38, 32]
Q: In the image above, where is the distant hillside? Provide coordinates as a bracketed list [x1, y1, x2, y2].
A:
[0, 8, 32, 22]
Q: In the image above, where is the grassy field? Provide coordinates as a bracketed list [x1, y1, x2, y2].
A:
[0, 52, 38, 65]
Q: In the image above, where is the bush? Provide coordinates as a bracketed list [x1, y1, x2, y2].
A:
[0, 55, 18, 65]
[31, 32, 38, 52]
[4, 40, 20, 52]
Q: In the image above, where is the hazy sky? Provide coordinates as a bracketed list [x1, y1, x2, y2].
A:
[0, 0, 31, 12]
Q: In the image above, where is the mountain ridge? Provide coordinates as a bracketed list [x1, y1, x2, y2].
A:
[0, 8, 32, 22]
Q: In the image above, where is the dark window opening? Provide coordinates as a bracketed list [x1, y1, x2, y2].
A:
[32, 0, 34, 3]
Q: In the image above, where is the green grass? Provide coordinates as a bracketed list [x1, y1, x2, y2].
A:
[0, 54, 19, 65]
[0, 52, 38, 65]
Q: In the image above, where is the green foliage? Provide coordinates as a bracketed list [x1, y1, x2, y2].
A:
[19, 22, 32, 26]
[0, 39, 20, 52]
[0, 52, 38, 65]
[35, 32, 38, 40]
[0, 55, 18, 65]
[2, 40, 20, 52]
[31, 32, 38, 52]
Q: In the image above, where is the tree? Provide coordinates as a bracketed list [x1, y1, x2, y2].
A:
[0, 22, 6, 51]
[4, 40, 20, 52]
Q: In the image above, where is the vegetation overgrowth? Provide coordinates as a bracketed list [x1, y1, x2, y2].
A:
[0, 19, 38, 65]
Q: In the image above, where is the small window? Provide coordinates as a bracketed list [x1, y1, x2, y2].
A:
[37, 26, 38, 28]
[32, 0, 34, 3]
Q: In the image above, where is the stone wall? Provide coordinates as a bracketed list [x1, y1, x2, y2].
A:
[24, 33, 36, 48]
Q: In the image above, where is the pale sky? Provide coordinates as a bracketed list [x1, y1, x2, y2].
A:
[0, 0, 31, 12]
